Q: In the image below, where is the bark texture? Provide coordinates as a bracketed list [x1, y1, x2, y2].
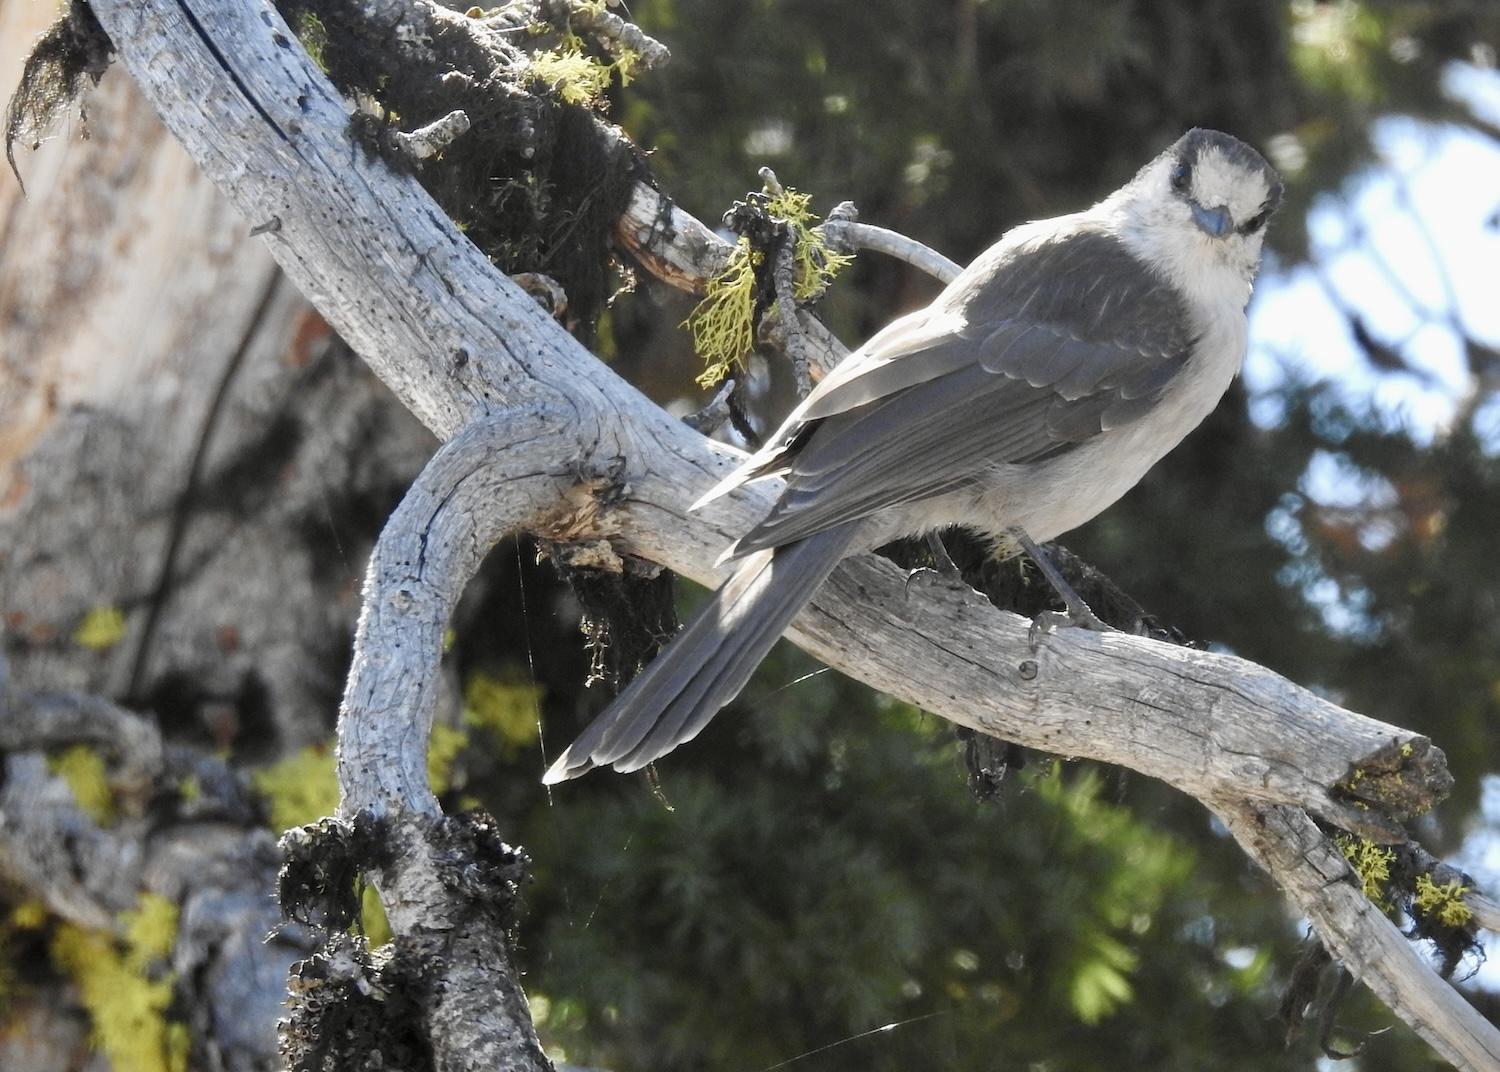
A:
[0, 7, 433, 1067]
[2, 0, 1495, 1068]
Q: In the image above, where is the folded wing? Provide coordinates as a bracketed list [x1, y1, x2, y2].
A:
[717, 226, 1199, 558]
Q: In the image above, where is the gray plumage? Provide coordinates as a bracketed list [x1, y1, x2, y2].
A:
[543, 128, 1281, 784]
[545, 523, 861, 777]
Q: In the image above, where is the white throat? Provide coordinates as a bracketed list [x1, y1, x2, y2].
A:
[1092, 156, 1266, 317]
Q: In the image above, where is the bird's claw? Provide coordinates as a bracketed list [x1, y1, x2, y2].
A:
[1027, 603, 1116, 653]
[904, 564, 967, 598]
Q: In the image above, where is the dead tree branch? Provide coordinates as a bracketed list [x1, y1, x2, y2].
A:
[819, 212, 964, 284]
[1218, 804, 1500, 1070]
[0, 679, 311, 1068]
[331, 412, 582, 1072]
[75, 0, 1500, 1066]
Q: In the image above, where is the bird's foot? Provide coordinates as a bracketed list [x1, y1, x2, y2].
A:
[1027, 601, 1116, 652]
[904, 532, 967, 597]
[904, 564, 964, 597]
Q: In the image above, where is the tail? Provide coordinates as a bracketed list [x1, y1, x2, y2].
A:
[542, 522, 862, 783]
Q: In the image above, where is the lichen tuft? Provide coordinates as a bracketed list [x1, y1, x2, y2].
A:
[49, 744, 115, 824]
[1335, 834, 1394, 905]
[51, 895, 187, 1072]
[74, 605, 126, 650]
[764, 185, 855, 301]
[1413, 873, 1472, 928]
[252, 742, 339, 834]
[686, 238, 763, 387]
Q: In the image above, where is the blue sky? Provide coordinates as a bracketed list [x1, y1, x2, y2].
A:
[1248, 64, 1500, 456]
[1243, 62, 1500, 641]
[1249, 61, 1500, 993]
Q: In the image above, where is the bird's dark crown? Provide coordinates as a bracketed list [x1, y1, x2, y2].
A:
[1172, 128, 1283, 213]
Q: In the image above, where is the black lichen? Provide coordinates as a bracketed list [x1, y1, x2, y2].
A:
[564, 559, 678, 691]
[428, 811, 531, 930]
[280, 934, 435, 1072]
[5, 0, 114, 189]
[277, 811, 392, 932]
[274, 0, 644, 339]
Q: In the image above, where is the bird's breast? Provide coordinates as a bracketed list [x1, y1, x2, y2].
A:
[962, 302, 1248, 545]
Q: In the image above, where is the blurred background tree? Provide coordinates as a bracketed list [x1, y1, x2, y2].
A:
[509, 3, 1500, 1069]
[2, 2, 1498, 1070]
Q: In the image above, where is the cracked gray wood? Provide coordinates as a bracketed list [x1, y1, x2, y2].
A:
[64, 0, 1500, 1068]
[0, 19, 429, 1067]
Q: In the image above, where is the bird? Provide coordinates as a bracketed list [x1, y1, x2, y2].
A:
[543, 128, 1282, 784]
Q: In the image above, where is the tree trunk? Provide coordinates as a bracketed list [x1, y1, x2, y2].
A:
[0, 11, 433, 1066]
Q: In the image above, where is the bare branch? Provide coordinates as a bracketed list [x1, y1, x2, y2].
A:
[770, 238, 814, 396]
[389, 108, 470, 161]
[335, 410, 582, 1072]
[1217, 803, 1500, 1070]
[83, 0, 1498, 1064]
[682, 376, 737, 435]
[614, 180, 733, 293]
[820, 216, 963, 285]
[338, 410, 583, 819]
[538, 0, 671, 69]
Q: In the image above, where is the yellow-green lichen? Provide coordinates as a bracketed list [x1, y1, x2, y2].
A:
[684, 184, 853, 386]
[462, 671, 543, 753]
[612, 46, 642, 87]
[49, 744, 115, 825]
[252, 742, 339, 834]
[1335, 834, 1394, 904]
[121, 894, 179, 972]
[74, 605, 126, 650]
[51, 893, 188, 1072]
[527, 32, 638, 107]
[295, 12, 329, 73]
[686, 238, 762, 387]
[10, 899, 49, 929]
[763, 186, 855, 301]
[428, 724, 469, 796]
[1414, 873, 1472, 928]
[529, 44, 612, 106]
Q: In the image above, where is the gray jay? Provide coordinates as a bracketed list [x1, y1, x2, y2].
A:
[544, 128, 1282, 784]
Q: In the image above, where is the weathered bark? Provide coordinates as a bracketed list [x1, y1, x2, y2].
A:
[4, 0, 1497, 1068]
[0, 62, 435, 742]
[332, 413, 578, 1071]
[0, 686, 316, 1071]
[0, 7, 435, 1067]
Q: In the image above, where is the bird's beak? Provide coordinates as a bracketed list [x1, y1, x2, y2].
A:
[1191, 202, 1232, 238]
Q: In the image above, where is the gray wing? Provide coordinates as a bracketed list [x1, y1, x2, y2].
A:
[730, 227, 1198, 556]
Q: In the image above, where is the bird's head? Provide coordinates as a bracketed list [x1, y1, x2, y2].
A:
[1109, 128, 1284, 304]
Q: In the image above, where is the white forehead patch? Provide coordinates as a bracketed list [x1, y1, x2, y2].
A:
[1191, 147, 1272, 223]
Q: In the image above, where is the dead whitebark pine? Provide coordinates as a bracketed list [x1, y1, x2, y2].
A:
[5, 0, 1497, 1068]
[0, 3, 448, 1064]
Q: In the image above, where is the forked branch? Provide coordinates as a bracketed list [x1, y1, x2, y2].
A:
[77, 0, 1500, 1066]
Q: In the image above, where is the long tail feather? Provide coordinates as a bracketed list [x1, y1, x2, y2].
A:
[542, 522, 861, 783]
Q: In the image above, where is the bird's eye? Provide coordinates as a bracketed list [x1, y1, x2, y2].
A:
[1238, 209, 1270, 235]
[1170, 162, 1191, 193]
